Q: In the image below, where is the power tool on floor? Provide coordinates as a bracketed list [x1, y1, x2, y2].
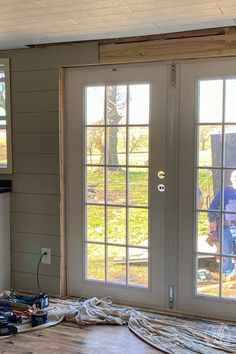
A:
[10, 291, 49, 328]
[11, 292, 49, 309]
[0, 291, 49, 331]
[0, 311, 19, 336]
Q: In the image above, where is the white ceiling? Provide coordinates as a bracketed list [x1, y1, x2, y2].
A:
[1, 0, 236, 50]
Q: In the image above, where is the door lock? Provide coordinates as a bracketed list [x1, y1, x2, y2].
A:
[158, 184, 165, 192]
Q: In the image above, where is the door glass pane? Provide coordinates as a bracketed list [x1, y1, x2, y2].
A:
[84, 83, 150, 288]
[86, 86, 105, 125]
[86, 166, 104, 204]
[222, 257, 236, 299]
[198, 80, 223, 123]
[128, 248, 148, 287]
[107, 167, 126, 205]
[196, 255, 220, 297]
[128, 127, 149, 166]
[195, 77, 236, 301]
[222, 220, 236, 257]
[87, 243, 105, 281]
[225, 79, 236, 123]
[86, 205, 105, 242]
[196, 169, 221, 210]
[197, 125, 222, 167]
[86, 127, 105, 164]
[196, 212, 219, 254]
[107, 127, 126, 166]
[129, 84, 150, 124]
[224, 126, 236, 168]
[107, 85, 127, 125]
[107, 246, 126, 283]
[128, 208, 148, 246]
[107, 207, 126, 244]
[128, 168, 148, 206]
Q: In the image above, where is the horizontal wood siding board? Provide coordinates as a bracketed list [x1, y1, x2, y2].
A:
[13, 133, 59, 154]
[12, 251, 60, 277]
[12, 91, 59, 113]
[13, 154, 59, 174]
[12, 174, 59, 194]
[11, 69, 59, 92]
[11, 193, 60, 215]
[11, 271, 60, 295]
[11, 232, 60, 256]
[99, 33, 236, 63]
[11, 212, 60, 235]
[0, 42, 98, 71]
[13, 112, 59, 133]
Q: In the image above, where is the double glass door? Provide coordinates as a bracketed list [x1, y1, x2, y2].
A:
[64, 59, 236, 319]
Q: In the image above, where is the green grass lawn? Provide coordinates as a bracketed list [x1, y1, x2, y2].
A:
[86, 167, 149, 286]
[85, 144, 216, 286]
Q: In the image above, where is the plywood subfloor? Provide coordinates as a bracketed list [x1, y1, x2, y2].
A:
[0, 321, 160, 353]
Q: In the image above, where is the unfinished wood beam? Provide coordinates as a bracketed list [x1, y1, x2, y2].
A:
[99, 27, 236, 63]
[99, 26, 236, 45]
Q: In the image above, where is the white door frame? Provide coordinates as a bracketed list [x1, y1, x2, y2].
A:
[63, 62, 173, 309]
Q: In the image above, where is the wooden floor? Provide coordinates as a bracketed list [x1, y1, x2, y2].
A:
[0, 322, 161, 353]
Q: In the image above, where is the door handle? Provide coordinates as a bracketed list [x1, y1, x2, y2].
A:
[157, 170, 166, 179]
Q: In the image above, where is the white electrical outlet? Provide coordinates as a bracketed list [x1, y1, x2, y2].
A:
[41, 248, 51, 264]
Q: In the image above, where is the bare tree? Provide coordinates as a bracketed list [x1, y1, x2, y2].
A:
[107, 86, 125, 170]
[199, 127, 210, 151]
[86, 86, 125, 170]
[87, 124, 104, 165]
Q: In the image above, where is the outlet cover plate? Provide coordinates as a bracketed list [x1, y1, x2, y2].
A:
[41, 248, 51, 264]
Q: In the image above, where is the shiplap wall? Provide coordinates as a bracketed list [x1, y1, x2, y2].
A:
[0, 43, 98, 294]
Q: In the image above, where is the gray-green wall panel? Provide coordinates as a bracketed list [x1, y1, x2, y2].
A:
[11, 233, 60, 256]
[13, 133, 59, 154]
[13, 112, 59, 133]
[13, 174, 60, 194]
[13, 154, 59, 174]
[12, 91, 59, 113]
[11, 212, 60, 235]
[12, 252, 60, 277]
[0, 40, 98, 295]
[12, 69, 59, 92]
[11, 193, 60, 215]
[11, 271, 60, 295]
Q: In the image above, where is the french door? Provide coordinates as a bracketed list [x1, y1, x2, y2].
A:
[64, 63, 169, 308]
[178, 59, 236, 320]
[64, 59, 236, 319]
